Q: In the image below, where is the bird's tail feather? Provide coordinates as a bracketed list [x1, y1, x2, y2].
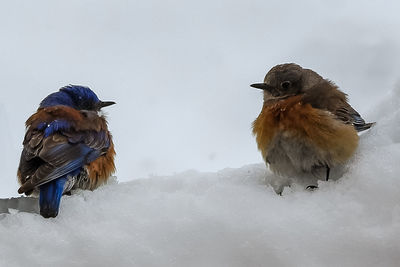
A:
[39, 177, 67, 218]
[355, 122, 375, 132]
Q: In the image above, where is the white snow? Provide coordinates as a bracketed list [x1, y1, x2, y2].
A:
[1, 87, 399, 267]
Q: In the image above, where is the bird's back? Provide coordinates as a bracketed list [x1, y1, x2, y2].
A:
[301, 80, 374, 132]
[17, 105, 115, 195]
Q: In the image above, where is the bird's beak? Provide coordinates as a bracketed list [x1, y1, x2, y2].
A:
[98, 101, 116, 109]
[250, 83, 270, 90]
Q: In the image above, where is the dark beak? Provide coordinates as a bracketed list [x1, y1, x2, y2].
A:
[250, 83, 270, 90]
[98, 101, 116, 109]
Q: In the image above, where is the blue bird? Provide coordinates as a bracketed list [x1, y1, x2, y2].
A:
[17, 85, 116, 218]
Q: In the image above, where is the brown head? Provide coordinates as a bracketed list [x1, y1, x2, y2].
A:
[251, 63, 324, 100]
[251, 63, 375, 132]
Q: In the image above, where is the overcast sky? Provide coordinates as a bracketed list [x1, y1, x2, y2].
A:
[1, 0, 399, 197]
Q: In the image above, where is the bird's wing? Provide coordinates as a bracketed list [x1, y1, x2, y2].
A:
[302, 81, 374, 132]
[333, 103, 374, 132]
[18, 127, 110, 194]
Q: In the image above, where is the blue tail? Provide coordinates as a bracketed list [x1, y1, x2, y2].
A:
[39, 177, 68, 218]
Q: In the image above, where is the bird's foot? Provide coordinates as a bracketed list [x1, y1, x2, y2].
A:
[306, 185, 318, 191]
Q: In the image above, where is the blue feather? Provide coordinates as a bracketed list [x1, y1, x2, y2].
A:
[37, 122, 48, 131]
[39, 90, 75, 108]
[22, 84, 115, 218]
[39, 176, 67, 218]
[39, 85, 101, 110]
[43, 119, 71, 138]
[39, 168, 82, 218]
[60, 85, 100, 103]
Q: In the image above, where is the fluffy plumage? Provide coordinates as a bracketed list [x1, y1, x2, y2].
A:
[17, 85, 116, 218]
[251, 63, 373, 191]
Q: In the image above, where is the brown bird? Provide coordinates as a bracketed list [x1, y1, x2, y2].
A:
[251, 63, 373, 192]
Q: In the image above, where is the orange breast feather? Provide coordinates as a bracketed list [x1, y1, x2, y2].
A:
[253, 96, 359, 164]
[86, 136, 116, 190]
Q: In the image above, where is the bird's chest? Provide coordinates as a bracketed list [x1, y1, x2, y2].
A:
[252, 98, 334, 174]
[253, 97, 359, 176]
[252, 97, 306, 158]
[265, 132, 330, 176]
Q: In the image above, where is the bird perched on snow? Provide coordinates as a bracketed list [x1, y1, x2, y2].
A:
[251, 63, 373, 192]
[17, 85, 116, 218]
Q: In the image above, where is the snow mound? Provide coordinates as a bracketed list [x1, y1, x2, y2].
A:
[1, 88, 400, 267]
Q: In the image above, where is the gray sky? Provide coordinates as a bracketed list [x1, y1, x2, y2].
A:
[1, 0, 399, 197]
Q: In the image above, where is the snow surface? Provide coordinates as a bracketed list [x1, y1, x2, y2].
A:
[1, 87, 400, 267]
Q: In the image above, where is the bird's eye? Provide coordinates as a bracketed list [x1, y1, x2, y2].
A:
[281, 81, 291, 90]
